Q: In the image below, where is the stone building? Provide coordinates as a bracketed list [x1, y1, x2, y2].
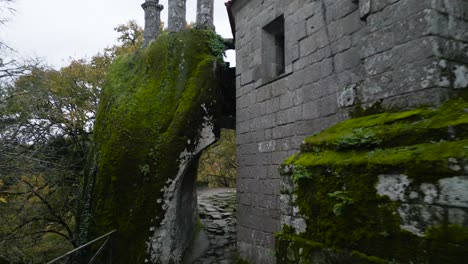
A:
[227, 0, 468, 263]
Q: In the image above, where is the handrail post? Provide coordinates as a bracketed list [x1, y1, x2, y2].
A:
[47, 230, 117, 264]
[107, 233, 113, 264]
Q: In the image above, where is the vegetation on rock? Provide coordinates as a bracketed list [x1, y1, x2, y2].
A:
[85, 29, 226, 263]
[277, 99, 468, 264]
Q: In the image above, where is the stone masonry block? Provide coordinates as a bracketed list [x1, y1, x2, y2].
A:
[432, 0, 468, 20]
[367, 0, 431, 33]
[240, 69, 254, 85]
[334, 47, 362, 73]
[318, 94, 339, 117]
[237, 93, 252, 110]
[237, 120, 252, 134]
[271, 78, 287, 97]
[326, 0, 358, 23]
[361, 26, 395, 59]
[272, 124, 295, 140]
[237, 225, 254, 244]
[438, 176, 468, 208]
[236, 132, 253, 145]
[434, 37, 468, 63]
[258, 140, 277, 153]
[359, 0, 371, 19]
[237, 108, 251, 123]
[393, 11, 429, 45]
[250, 101, 267, 119]
[294, 45, 332, 71]
[328, 10, 363, 42]
[331, 35, 352, 54]
[238, 142, 258, 155]
[289, 69, 307, 90]
[252, 230, 276, 248]
[277, 105, 302, 125]
[268, 164, 282, 179]
[286, 19, 307, 43]
[369, 0, 400, 13]
[299, 29, 330, 57]
[280, 91, 295, 110]
[306, 11, 326, 36]
[254, 113, 276, 130]
[286, 43, 300, 66]
[302, 100, 320, 120]
[236, 82, 253, 98]
[265, 97, 280, 114]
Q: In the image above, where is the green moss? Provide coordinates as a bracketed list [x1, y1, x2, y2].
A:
[302, 99, 468, 151]
[350, 99, 386, 118]
[277, 99, 468, 263]
[86, 29, 226, 263]
[349, 251, 389, 264]
[426, 224, 468, 245]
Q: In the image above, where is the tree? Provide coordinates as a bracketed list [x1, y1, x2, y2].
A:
[197, 129, 237, 187]
[104, 20, 143, 58]
[0, 0, 14, 25]
[0, 61, 103, 262]
[0, 18, 147, 262]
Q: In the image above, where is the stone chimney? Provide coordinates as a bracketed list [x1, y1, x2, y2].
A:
[168, 0, 186, 32]
[196, 0, 214, 29]
[141, 0, 164, 48]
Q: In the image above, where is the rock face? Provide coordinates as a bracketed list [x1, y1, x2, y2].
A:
[83, 30, 227, 263]
[277, 99, 468, 263]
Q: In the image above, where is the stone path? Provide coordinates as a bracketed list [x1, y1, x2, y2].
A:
[193, 187, 237, 264]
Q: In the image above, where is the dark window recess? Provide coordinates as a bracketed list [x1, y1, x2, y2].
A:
[262, 15, 285, 78]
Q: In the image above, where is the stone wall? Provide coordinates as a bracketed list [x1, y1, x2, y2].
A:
[276, 99, 468, 263]
[231, 0, 468, 263]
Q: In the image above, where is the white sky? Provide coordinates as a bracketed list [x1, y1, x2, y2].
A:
[0, 0, 235, 67]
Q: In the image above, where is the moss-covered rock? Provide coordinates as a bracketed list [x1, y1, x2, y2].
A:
[277, 99, 468, 264]
[84, 29, 226, 263]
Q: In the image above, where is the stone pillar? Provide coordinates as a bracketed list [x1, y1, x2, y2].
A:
[141, 0, 164, 48]
[196, 0, 215, 29]
[168, 0, 186, 32]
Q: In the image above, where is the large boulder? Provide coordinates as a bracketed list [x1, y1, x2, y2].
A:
[81, 29, 226, 263]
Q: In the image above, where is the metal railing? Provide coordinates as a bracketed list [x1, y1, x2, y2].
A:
[47, 230, 117, 264]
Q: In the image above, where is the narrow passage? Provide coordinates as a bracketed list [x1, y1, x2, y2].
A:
[193, 188, 237, 264]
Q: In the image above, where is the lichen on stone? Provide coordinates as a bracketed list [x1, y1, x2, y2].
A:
[277, 99, 468, 263]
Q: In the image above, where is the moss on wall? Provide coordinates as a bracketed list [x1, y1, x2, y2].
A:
[277, 99, 468, 264]
[86, 29, 225, 263]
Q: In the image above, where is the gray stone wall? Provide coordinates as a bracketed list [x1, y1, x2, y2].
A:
[232, 0, 468, 263]
[142, 0, 164, 48]
[376, 173, 468, 236]
[168, 0, 186, 32]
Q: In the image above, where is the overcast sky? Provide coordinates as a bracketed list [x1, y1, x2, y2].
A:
[0, 0, 235, 67]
